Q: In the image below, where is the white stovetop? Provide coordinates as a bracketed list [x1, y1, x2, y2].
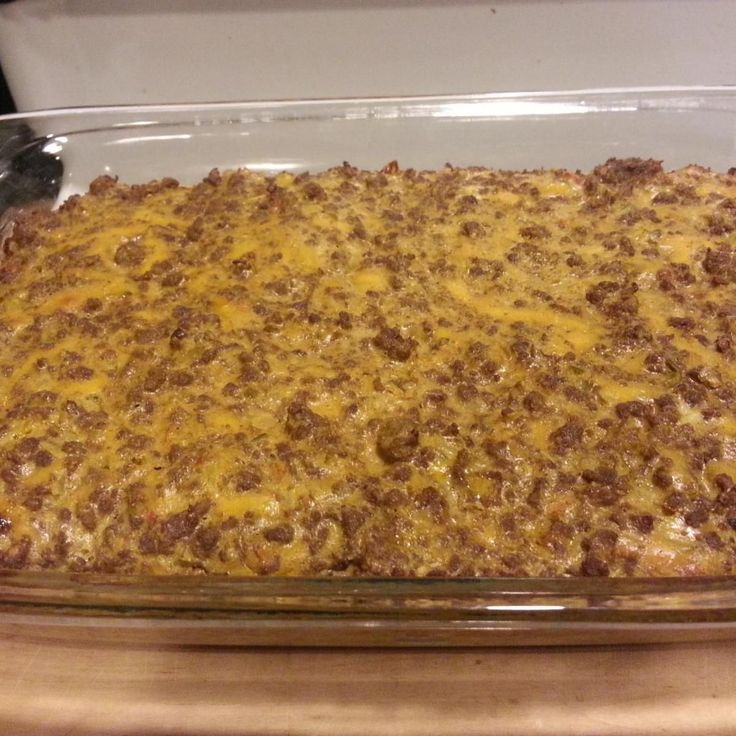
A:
[1, 0, 735, 110]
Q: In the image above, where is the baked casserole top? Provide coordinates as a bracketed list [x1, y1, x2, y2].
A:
[0, 158, 735, 576]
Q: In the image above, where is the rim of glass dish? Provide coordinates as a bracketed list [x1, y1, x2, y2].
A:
[0, 84, 734, 122]
[2, 570, 736, 622]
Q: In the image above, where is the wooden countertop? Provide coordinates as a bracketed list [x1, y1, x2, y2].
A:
[2, 624, 736, 735]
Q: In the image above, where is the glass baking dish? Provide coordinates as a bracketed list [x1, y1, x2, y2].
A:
[1, 87, 736, 647]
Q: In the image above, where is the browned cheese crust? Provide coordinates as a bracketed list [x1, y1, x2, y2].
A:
[0, 159, 735, 576]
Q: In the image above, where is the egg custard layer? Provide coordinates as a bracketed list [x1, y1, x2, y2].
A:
[1, 159, 735, 577]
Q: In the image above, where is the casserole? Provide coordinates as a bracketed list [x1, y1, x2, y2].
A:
[1, 87, 736, 646]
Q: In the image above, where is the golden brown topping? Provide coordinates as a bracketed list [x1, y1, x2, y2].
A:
[1, 159, 735, 577]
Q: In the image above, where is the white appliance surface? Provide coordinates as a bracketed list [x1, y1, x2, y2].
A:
[1, 0, 735, 111]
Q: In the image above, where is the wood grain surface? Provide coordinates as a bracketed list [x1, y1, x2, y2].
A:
[2, 623, 736, 735]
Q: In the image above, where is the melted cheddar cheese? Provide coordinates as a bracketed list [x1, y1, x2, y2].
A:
[0, 159, 735, 577]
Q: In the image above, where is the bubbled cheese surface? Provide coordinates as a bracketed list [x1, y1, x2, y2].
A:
[0, 159, 735, 577]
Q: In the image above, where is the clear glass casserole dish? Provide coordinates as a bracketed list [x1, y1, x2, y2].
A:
[1, 86, 736, 647]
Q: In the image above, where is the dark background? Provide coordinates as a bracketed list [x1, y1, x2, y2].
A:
[0, 62, 16, 115]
